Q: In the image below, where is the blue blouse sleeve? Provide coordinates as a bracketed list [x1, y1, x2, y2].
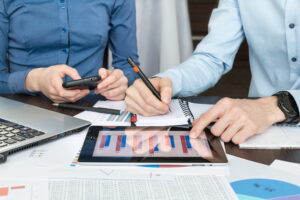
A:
[109, 0, 139, 86]
[0, 0, 31, 94]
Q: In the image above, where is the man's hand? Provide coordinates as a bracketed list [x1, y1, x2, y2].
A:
[125, 77, 173, 116]
[94, 68, 128, 100]
[25, 65, 89, 103]
[190, 97, 286, 144]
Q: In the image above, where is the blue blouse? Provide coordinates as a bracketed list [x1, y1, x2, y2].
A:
[0, 0, 139, 94]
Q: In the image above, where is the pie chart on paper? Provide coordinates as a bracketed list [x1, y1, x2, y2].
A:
[231, 179, 300, 200]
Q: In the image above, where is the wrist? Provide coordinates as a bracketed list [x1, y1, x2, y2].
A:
[258, 96, 286, 124]
[25, 68, 43, 92]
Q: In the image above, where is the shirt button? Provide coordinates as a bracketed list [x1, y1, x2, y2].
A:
[61, 6, 65, 9]
[62, 48, 68, 53]
[289, 23, 295, 29]
[291, 57, 297, 62]
[62, 28, 67, 33]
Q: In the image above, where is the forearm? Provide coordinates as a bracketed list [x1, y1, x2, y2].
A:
[156, 53, 228, 97]
[0, 69, 34, 94]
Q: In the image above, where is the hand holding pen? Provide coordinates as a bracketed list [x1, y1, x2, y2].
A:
[125, 57, 172, 116]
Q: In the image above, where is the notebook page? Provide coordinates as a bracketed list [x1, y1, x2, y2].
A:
[136, 99, 189, 126]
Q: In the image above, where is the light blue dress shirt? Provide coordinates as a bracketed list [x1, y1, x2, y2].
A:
[157, 0, 300, 109]
[0, 0, 139, 94]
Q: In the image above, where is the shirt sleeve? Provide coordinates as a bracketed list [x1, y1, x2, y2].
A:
[0, 0, 32, 94]
[109, 0, 139, 86]
[156, 0, 245, 97]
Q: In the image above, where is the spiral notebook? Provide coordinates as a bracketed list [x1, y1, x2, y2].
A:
[75, 99, 213, 127]
[133, 99, 204, 126]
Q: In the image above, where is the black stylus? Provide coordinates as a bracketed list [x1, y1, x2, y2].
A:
[53, 103, 121, 115]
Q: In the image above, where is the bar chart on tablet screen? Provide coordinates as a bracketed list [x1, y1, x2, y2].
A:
[92, 131, 213, 158]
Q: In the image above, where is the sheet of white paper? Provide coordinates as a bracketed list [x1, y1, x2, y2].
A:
[239, 126, 300, 149]
[227, 155, 300, 186]
[48, 175, 237, 200]
[188, 103, 212, 119]
[270, 159, 300, 176]
[0, 179, 48, 200]
[136, 100, 189, 126]
[76, 101, 131, 126]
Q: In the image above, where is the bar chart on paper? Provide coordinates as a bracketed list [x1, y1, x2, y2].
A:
[92, 131, 213, 158]
[0, 185, 26, 199]
[0, 181, 47, 200]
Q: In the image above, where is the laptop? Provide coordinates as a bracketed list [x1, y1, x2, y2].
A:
[0, 96, 91, 162]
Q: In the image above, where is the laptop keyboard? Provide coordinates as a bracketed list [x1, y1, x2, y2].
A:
[0, 118, 45, 149]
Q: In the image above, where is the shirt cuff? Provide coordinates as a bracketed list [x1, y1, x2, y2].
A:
[8, 69, 36, 95]
[287, 90, 300, 113]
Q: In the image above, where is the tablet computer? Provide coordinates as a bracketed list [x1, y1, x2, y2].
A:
[78, 126, 228, 166]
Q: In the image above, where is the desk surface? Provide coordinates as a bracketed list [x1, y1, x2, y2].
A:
[2, 94, 300, 165]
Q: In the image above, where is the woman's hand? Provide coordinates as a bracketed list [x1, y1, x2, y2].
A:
[94, 68, 128, 100]
[25, 65, 90, 103]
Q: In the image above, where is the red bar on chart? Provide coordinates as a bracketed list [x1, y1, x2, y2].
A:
[133, 135, 138, 152]
[0, 187, 8, 197]
[149, 136, 154, 154]
[11, 185, 25, 190]
[180, 136, 188, 154]
[99, 135, 106, 148]
[165, 135, 170, 148]
[116, 135, 122, 152]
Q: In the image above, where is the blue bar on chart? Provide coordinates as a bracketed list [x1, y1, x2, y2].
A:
[104, 135, 111, 147]
[154, 135, 159, 152]
[184, 136, 192, 149]
[169, 135, 175, 148]
[121, 135, 127, 148]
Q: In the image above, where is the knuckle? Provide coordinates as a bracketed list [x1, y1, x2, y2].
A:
[48, 88, 56, 96]
[232, 137, 240, 144]
[69, 98, 77, 103]
[116, 69, 124, 75]
[211, 127, 221, 137]
[58, 91, 65, 97]
[221, 135, 230, 142]
[220, 97, 232, 106]
[134, 79, 142, 85]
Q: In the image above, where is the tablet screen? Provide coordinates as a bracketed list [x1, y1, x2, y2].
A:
[92, 129, 213, 158]
[79, 126, 227, 164]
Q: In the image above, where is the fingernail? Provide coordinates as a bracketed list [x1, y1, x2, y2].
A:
[163, 96, 170, 104]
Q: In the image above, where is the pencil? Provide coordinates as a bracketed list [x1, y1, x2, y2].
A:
[127, 57, 161, 101]
[53, 103, 121, 115]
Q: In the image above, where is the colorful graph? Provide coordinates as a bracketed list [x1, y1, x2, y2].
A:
[93, 132, 212, 158]
[231, 179, 300, 200]
[106, 111, 131, 123]
[0, 185, 25, 197]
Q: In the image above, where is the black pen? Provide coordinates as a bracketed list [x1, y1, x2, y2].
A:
[127, 57, 162, 101]
[52, 103, 121, 115]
